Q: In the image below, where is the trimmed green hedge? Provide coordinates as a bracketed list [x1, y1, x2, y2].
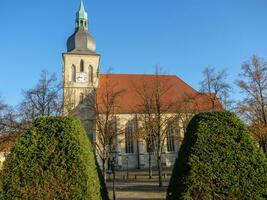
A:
[0, 116, 108, 200]
[167, 112, 267, 200]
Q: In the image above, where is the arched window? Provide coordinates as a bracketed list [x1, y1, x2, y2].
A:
[79, 93, 84, 104]
[80, 60, 84, 72]
[125, 122, 134, 153]
[167, 125, 175, 152]
[71, 65, 76, 82]
[88, 65, 93, 83]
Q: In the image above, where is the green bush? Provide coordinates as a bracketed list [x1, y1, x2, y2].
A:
[0, 116, 109, 200]
[167, 111, 267, 200]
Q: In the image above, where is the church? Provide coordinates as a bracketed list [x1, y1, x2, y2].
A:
[62, 1, 221, 169]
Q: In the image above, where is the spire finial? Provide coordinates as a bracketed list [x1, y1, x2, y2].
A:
[80, 0, 85, 12]
[76, 0, 88, 30]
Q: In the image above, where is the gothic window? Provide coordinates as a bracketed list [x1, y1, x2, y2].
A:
[167, 125, 175, 152]
[88, 65, 93, 83]
[79, 93, 84, 104]
[71, 65, 76, 82]
[125, 123, 134, 153]
[80, 60, 84, 72]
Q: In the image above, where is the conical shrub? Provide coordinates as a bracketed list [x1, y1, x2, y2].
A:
[0, 116, 109, 200]
[167, 112, 267, 200]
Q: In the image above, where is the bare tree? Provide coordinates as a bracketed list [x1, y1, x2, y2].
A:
[0, 96, 8, 134]
[19, 70, 62, 124]
[93, 72, 125, 181]
[200, 66, 231, 110]
[62, 69, 124, 180]
[174, 92, 203, 133]
[0, 96, 21, 136]
[0, 97, 21, 151]
[133, 67, 180, 187]
[236, 55, 267, 154]
[0, 96, 6, 111]
[133, 81, 155, 179]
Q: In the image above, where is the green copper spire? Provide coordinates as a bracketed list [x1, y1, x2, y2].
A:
[76, 0, 88, 30]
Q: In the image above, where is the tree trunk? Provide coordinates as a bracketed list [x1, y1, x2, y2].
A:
[148, 151, 152, 179]
[262, 140, 267, 155]
[102, 158, 107, 182]
[137, 140, 140, 169]
[211, 99, 215, 111]
[157, 156, 163, 187]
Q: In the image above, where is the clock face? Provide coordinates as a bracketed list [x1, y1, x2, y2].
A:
[76, 72, 88, 83]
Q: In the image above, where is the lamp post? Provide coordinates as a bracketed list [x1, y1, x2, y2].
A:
[126, 155, 129, 180]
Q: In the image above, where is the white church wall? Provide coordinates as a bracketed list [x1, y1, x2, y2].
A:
[102, 113, 185, 169]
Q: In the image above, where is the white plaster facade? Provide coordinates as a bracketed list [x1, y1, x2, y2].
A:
[99, 113, 183, 169]
[0, 152, 8, 170]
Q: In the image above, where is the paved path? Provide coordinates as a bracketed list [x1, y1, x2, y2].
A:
[107, 179, 168, 200]
[106, 168, 172, 200]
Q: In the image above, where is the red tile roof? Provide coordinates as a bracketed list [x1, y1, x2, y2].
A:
[96, 74, 223, 114]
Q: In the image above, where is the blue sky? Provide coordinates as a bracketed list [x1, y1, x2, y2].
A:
[1, 0, 267, 106]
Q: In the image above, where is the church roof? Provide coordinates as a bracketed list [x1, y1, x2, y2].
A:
[67, 28, 96, 54]
[96, 74, 223, 114]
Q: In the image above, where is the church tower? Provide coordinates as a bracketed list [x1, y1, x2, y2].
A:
[63, 0, 100, 139]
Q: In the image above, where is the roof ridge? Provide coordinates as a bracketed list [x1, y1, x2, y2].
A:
[100, 73, 177, 76]
[99, 73, 198, 92]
